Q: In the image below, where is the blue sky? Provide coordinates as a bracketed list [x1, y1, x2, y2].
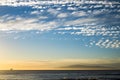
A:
[0, 0, 120, 70]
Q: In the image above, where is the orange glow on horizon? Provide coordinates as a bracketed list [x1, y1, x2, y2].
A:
[0, 59, 120, 70]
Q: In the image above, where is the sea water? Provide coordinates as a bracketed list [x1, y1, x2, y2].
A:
[0, 70, 120, 80]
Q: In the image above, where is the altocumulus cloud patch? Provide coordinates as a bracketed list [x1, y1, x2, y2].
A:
[0, 0, 120, 48]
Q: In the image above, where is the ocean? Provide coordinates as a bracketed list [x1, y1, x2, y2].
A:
[0, 70, 120, 80]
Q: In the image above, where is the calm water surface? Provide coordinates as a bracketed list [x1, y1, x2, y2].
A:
[0, 70, 120, 80]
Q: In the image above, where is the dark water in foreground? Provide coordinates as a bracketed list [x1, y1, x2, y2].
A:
[0, 70, 120, 80]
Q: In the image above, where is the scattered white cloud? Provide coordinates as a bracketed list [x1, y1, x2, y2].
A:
[64, 18, 97, 26]
[67, 6, 77, 10]
[56, 25, 120, 37]
[56, 7, 61, 11]
[31, 11, 40, 15]
[56, 24, 120, 48]
[93, 4, 103, 8]
[0, 0, 120, 49]
[0, 0, 119, 7]
[38, 16, 48, 20]
[47, 8, 59, 15]
[96, 39, 120, 48]
[0, 16, 58, 31]
[57, 13, 68, 18]
[92, 10, 103, 15]
[71, 11, 87, 17]
[57, 27, 72, 30]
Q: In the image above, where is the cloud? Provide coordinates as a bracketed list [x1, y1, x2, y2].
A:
[67, 6, 77, 10]
[56, 23, 120, 48]
[71, 11, 87, 17]
[0, 0, 118, 7]
[0, 0, 120, 49]
[64, 18, 97, 26]
[96, 39, 120, 48]
[31, 11, 40, 15]
[47, 8, 59, 15]
[38, 16, 48, 20]
[57, 13, 68, 18]
[0, 16, 58, 31]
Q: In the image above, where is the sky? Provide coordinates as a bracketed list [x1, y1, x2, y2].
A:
[0, 0, 120, 70]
